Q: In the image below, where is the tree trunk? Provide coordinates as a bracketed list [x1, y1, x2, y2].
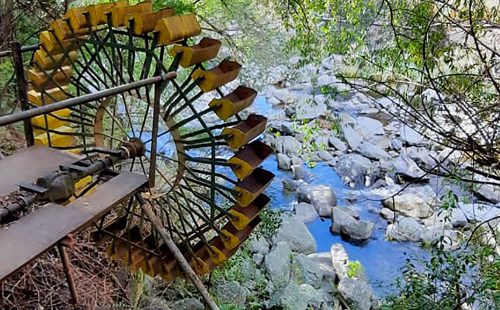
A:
[0, 0, 14, 50]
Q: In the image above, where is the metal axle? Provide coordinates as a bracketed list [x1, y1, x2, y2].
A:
[0, 141, 145, 222]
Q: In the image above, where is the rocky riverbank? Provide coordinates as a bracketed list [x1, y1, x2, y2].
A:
[179, 52, 500, 309]
[256, 54, 500, 255]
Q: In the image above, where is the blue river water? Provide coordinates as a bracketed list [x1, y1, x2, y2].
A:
[255, 96, 426, 297]
[145, 95, 426, 296]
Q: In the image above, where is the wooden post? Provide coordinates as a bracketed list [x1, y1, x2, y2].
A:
[136, 194, 220, 310]
[10, 41, 34, 146]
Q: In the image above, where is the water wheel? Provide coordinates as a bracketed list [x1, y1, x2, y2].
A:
[26, 0, 274, 280]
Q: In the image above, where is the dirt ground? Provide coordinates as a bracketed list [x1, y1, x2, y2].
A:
[0, 125, 25, 157]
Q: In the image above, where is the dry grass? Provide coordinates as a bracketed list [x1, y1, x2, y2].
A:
[0, 234, 131, 310]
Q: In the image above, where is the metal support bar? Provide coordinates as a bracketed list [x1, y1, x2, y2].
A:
[11, 42, 34, 146]
[0, 44, 38, 58]
[57, 243, 79, 305]
[149, 75, 164, 188]
[136, 194, 220, 310]
[0, 72, 177, 127]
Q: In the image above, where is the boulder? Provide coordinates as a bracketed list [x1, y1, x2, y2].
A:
[173, 298, 204, 310]
[274, 216, 317, 254]
[338, 277, 374, 310]
[267, 96, 281, 106]
[317, 150, 334, 161]
[474, 181, 500, 203]
[297, 184, 337, 208]
[269, 87, 294, 104]
[337, 206, 360, 219]
[335, 154, 373, 186]
[400, 124, 424, 145]
[449, 208, 468, 227]
[317, 205, 334, 218]
[376, 96, 397, 112]
[295, 96, 327, 120]
[317, 74, 338, 87]
[307, 252, 336, 280]
[342, 125, 363, 150]
[330, 244, 349, 279]
[393, 151, 428, 180]
[329, 135, 347, 152]
[386, 217, 423, 242]
[321, 54, 344, 71]
[420, 227, 460, 250]
[292, 164, 309, 180]
[277, 153, 292, 170]
[142, 297, 171, 310]
[253, 253, 264, 265]
[274, 136, 302, 156]
[355, 116, 385, 138]
[271, 120, 295, 135]
[291, 155, 304, 166]
[294, 202, 319, 223]
[248, 236, 270, 255]
[458, 203, 500, 223]
[265, 241, 292, 284]
[331, 208, 374, 242]
[293, 253, 324, 288]
[267, 282, 325, 310]
[383, 189, 434, 218]
[357, 141, 389, 160]
[214, 281, 249, 308]
[314, 135, 330, 149]
[391, 138, 403, 151]
[408, 148, 439, 168]
[420, 224, 446, 244]
[380, 208, 396, 222]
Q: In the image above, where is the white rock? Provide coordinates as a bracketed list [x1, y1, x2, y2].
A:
[329, 135, 347, 152]
[458, 203, 500, 222]
[317, 74, 338, 87]
[342, 125, 363, 150]
[386, 217, 423, 242]
[277, 153, 292, 170]
[383, 192, 434, 218]
[355, 116, 385, 138]
[393, 151, 428, 180]
[295, 95, 327, 120]
[380, 208, 396, 222]
[400, 124, 424, 145]
[357, 141, 390, 160]
[294, 202, 319, 223]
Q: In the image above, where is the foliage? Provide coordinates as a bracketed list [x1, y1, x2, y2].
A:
[291, 117, 325, 166]
[275, 0, 381, 59]
[130, 270, 148, 309]
[152, 0, 195, 14]
[254, 207, 283, 240]
[346, 260, 364, 279]
[278, 0, 500, 187]
[382, 241, 499, 309]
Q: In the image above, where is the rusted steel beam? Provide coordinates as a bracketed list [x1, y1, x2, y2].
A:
[0, 72, 177, 127]
[57, 243, 79, 305]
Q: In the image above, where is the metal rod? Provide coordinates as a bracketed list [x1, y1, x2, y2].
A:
[136, 194, 220, 310]
[149, 79, 162, 188]
[0, 72, 177, 127]
[10, 42, 34, 146]
[0, 44, 38, 58]
[57, 243, 79, 305]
